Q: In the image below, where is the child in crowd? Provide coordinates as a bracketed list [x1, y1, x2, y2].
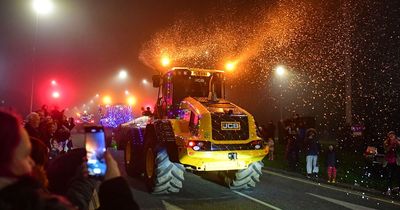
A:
[326, 145, 337, 183]
[268, 138, 275, 160]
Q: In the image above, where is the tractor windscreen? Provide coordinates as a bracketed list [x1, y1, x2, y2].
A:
[173, 73, 223, 102]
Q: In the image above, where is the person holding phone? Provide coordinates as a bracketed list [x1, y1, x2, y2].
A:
[0, 110, 139, 210]
[85, 126, 108, 177]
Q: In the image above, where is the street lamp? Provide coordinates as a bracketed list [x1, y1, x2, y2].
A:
[127, 96, 136, 106]
[275, 65, 287, 120]
[30, 0, 54, 112]
[276, 65, 286, 77]
[225, 61, 237, 72]
[161, 56, 170, 67]
[102, 96, 112, 105]
[118, 70, 128, 80]
[52, 91, 60, 99]
[32, 0, 54, 16]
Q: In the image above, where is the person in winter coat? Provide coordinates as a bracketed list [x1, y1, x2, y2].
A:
[383, 131, 400, 195]
[305, 128, 321, 179]
[24, 112, 42, 140]
[285, 134, 299, 171]
[326, 145, 338, 183]
[0, 110, 140, 210]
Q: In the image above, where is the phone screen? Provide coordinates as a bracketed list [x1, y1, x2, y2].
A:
[85, 126, 107, 177]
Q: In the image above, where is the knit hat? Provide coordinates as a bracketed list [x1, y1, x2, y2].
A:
[306, 128, 317, 136]
[387, 131, 396, 137]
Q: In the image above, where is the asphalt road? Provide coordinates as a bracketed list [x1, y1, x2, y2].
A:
[70, 132, 400, 210]
[109, 150, 400, 210]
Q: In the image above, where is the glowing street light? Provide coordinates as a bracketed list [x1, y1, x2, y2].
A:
[225, 61, 237, 72]
[161, 56, 170, 67]
[142, 79, 148, 85]
[32, 0, 54, 16]
[118, 70, 128, 80]
[52, 91, 60, 98]
[127, 96, 136, 106]
[276, 65, 286, 77]
[103, 96, 112, 105]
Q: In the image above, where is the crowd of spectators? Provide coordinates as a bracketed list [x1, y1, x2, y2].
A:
[25, 105, 75, 160]
[0, 107, 139, 209]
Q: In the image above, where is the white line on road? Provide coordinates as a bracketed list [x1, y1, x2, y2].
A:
[308, 193, 377, 210]
[263, 169, 400, 207]
[233, 190, 282, 210]
[162, 200, 184, 210]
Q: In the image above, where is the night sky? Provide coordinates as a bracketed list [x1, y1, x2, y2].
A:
[1, 0, 399, 141]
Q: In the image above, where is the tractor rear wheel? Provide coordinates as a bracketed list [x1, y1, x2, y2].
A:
[223, 161, 263, 190]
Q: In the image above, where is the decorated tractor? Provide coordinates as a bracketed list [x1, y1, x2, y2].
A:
[121, 67, 269, 194]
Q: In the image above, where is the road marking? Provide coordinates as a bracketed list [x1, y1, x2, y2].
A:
[162, 200, 184, 210]
[233, 190, 282, 210]
[263, 169, 400, 207]
[308, 193, 377, 210]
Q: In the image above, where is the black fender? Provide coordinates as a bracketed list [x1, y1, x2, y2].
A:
[145, 120, 179, 162]
[118, 124, 145, 150]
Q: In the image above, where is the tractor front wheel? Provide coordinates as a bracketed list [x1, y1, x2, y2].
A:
[144, 146, 185, 194]
[222, 161, 264, 190]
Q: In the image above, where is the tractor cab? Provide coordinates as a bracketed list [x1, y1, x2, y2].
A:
[152, 67, 225, 119]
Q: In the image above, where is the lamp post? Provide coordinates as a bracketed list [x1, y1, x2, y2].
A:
[30, 0, 54, 112]
[275, 65, 287, 120]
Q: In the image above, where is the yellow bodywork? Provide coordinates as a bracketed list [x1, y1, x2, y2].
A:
[169, 96, 269, 171]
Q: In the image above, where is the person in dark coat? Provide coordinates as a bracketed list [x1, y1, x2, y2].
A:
[0, 110, 140, 210]
[305, 128, 321, 178]
[41, 120, 57, 149]
[265, 121, 276, 140]
[30, 136, 50, 189]
[285, 134, 299, 171]
[383, 131, 400, 195]
[24, 112, 42, 140]
[277, 120, 285, 145]
[326, 145, 337, 183]
[142, 106, 153, 117]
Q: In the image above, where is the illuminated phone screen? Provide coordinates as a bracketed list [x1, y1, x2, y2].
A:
[85, 128, 107, 176]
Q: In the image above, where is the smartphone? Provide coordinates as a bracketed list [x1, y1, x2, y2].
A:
[84, 126, 107, 177]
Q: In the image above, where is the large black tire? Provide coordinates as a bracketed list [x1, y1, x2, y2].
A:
[124, 139, 143, 177]
[223, 161, 264, 190]
[144, 145, 185, 194]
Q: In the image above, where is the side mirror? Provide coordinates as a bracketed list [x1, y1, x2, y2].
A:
[152, 75, 161, 88]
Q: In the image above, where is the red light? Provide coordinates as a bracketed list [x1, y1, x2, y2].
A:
[188, 141, 195, 147]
